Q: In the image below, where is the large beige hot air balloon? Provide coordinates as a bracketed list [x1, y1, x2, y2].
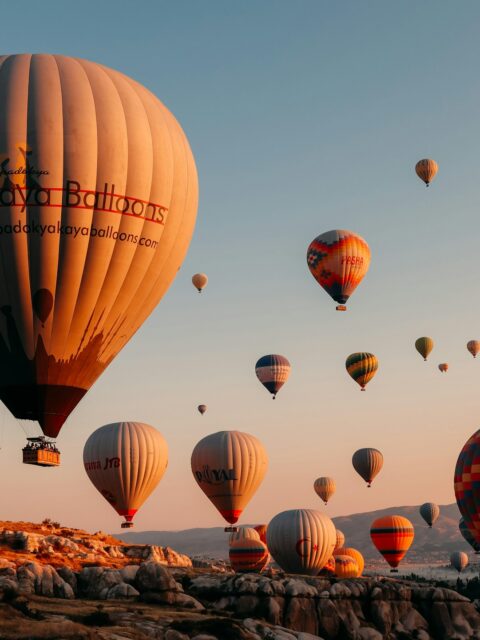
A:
[0, 54, 198, 444]
[83, 422, 168, 528]
[191, 431, 268, 529]
[266, 509, 336, 575]
[314, 477, 336, 505]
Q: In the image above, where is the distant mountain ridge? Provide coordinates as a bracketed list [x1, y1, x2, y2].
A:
[119, 503, 471, 562]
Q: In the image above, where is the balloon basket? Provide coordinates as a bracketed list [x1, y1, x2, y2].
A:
[390, 569, 399, 573]
[22, 437, 60, 467]
[121, 522, 134, 529]
[336, 305, 347, 311]
[224, 526, 238, 533]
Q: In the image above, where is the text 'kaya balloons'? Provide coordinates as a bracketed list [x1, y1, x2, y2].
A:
[83, 422, 168, 528]
[307, 230, 370, 311]
[370, 515, 414, 571]
[267, 509, 336, 576]
[191, 430, 268, 525]
[415, 159, 438, 186]
[454, 429, 480, 546]
[419, 502, 440, 528]
[352, 448, 383, 487]
[345, 353, 378, 390]
[255, 354, 291, 399]
[0, 54, 198, 438]
[415, 337, 434, 362]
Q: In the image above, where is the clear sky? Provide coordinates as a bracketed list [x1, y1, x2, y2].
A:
[0, 1, 479, 533]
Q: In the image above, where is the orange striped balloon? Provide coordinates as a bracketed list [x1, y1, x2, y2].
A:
[345, 353, 378, 391]
[370, 515, 414, 570]
[334, 554, 359, 579]
[334, 547, 364, 576]
[322, 555, 336, 575]
[229, 538, 269, 573]
[415, 159, 438, 186]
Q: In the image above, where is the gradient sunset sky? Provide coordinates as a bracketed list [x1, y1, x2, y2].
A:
[1, 1, 480, 533]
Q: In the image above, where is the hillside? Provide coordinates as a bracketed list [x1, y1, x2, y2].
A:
[119, 502, 471, 561]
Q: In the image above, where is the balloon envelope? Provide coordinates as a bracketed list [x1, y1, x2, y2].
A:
[345, 353, 378, 390]
[438, 363, 448, 372]
[334, 529, 345, 551]
[467, 341, 480, 358]
[191, 430, 268, 525]
[334, 555, 359, 579]
[459, 518, 480, 553]
[352, 448, 383, 487]
[334, 547, 364, 576]
[314, 477, 336, 505]
[266, 508, 336, 576]
[229, 526, 261, 546]
[229, 538, 269, 573]
[419, 502, 440, 528]
[254, 524, 268, 544]
[0, 54, 198, 438]
[370, 515, 414, 569]
[307, 229, 370, 309]
[415, 337, 434, 361]
[255, 354, 291, 398]
[415, 159, 438, 186]
[450, 551, 468, 573]
[197, 404, 207, 415]
[83, 422, 168, 527]
[455, 429, 480, 547]
[192, 273, 208, 292]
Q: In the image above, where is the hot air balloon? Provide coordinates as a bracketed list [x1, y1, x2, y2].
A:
[450, 551, 469, 573]
[320, 555, 336, 576]
[191, 430, 268, 530]
[255, 355, 291, 399]
[197, 405, 207, 416]
[314, 477, 336, 505]
[192, 273, 208, 292]
[467, 341, 480, 359]
[83, 422, 168, 528]
[352, 448, 383, 487]
[415, 159, 438, 187]
[345, 353, 378, 391]
[334, 529, 345, 551]
[415, 337, 434, 362]
[254, 524, 267, 544]
[370, 515, 414, 572]
[454, 429, 480, 547]
[229, 538, 269, 573]
[266, 509, 336, 576]
[229, 526, 261, 546]
[419, 503, 440, 528]
[459, 518, 480, 554]
[438, 363, 449, 373]
[334, 547, 365, 576]
[0, 55, 198, 452]
[334, 555, 359, 579]
[307, 230, 371, 311]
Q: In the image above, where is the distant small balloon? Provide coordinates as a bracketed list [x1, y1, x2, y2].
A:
[419, 503, 440, 528]
[438, 363, 449, 373]
[314, 477, 336, 505]
[415, 159, 438, 186]
[192, 273, 208, 292]
[197, 405, 207, 416]
[415, 337, 434, 361]
[467, 341, 480, 359]
[334, 529, 345, 551]
[352, 448, 383, 487]
[345, 353, 378, 390]
[255, 354, 291, 399]
[450, 551, 468, 573]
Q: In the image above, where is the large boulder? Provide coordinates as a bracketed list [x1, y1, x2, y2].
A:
[135, 561, 179, 593]
[78, 566, 123, 599]
[17, 562, 74, 598]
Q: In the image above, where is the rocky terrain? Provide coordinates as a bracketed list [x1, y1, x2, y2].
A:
[0, 521, 479, 639]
